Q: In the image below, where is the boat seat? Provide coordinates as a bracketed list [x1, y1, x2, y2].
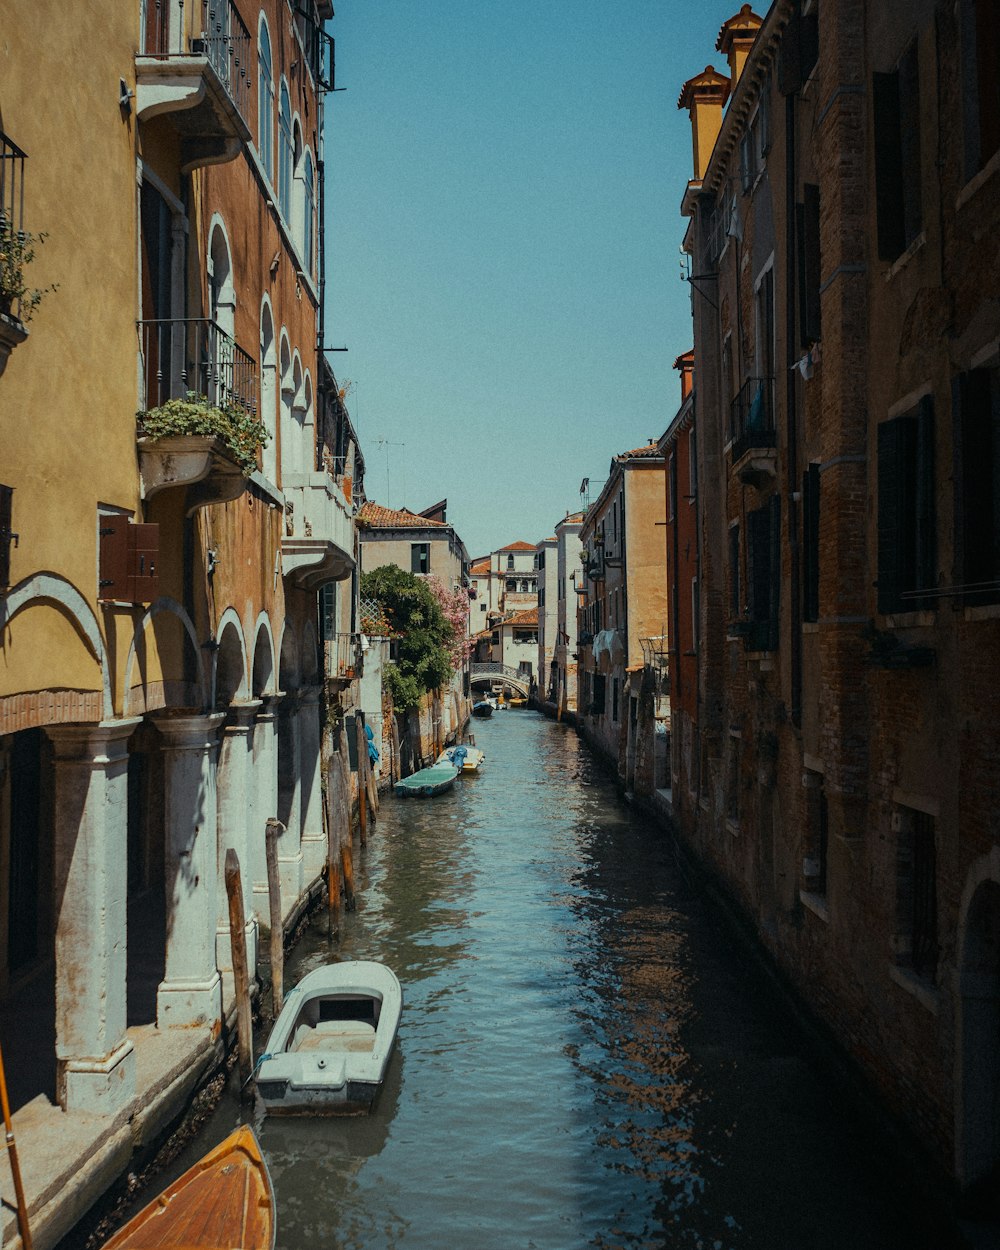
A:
[291, 1020, 377, 1054]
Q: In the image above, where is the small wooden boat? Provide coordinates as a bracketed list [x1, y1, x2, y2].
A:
[394, 763, 459, 797]
[101, 1126, 274, 1249]
[257, 962, 402, 1115]
[471, 700, 493, 718]
[435, 745, 485, 774]
[509, 696, 527, 707]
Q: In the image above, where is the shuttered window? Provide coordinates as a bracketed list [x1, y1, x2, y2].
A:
[953, 367, 1000, 605]
[802, 464, 820, 622]
[747, 495, 781, 651]
[0, 484, 14, 588]
[873, 42, 922, 262]
[961, 0, 1000, 177]
[797, 184, 822, 345]
[877, 397, 935, 613]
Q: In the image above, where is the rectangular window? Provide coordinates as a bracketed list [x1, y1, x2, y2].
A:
[592, 673, 607, 716]
[727, 736, 741, 824]
[612, 678, 619, 723]
[895, 806, 938, 983]
[410, 542, 429, 574]
[873, 41, 922, 262]
[747, 495, 781, 650]
[691, 575, 700, 651]
[755, 265, 775, 380]
[953, 367, 1000, 604]
[802, 463, 820, 622]
[0, 483, 14, 588]
[668, 452, 677, 522]
[797, 183, 822, 345]
[688, 430, 698, 499]
[320, 582, 337, 640]
[877, 397, 935, 613]
[961, 0, 1000, 177]
[802, 770, 828, 895]
[729, 523, 741, 620]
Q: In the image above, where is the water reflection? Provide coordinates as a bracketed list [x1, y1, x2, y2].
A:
[138, 712, 930, 1250]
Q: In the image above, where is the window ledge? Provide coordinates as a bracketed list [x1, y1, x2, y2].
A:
[956, 146, 1000, 212]
[799, 890, 829, 923]
[964, 602, 1000, 623]
[802, 621, 820, 634]
[881, 610, 936, 629]
[884, 231, 926, 281]
[888, 963, 940, 1014]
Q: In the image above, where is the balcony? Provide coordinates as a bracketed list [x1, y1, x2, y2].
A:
[325, 632, 362, 683]
[136, 0, 252, 171]
[137, 317, 260, 512]
[282, 472, 355, 590]
[729, 376, 776, 466]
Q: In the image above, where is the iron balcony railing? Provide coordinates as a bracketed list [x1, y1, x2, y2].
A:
[139, 318, 258, 416]
[730, 376, 776, 462]
[141, 0, 251, 125]
[325, 631, 362, 682]
[1, 131, 28, 321]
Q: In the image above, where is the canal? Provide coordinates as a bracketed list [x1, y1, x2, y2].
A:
[114, 711, 935, 1249]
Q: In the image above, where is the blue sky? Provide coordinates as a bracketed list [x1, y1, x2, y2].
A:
[325, 1, 743, 557]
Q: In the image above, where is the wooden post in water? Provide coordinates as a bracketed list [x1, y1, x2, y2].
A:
[356, 714, 368, 847]
[224, 849, 253, 1091]
[390, 714, 401, 782]
[323, 777, 341, 936]
[334, 748, 356, 910]
[265, 819, 285, 1015]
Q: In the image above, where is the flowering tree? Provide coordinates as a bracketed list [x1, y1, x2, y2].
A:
[425, 575, 474, 668]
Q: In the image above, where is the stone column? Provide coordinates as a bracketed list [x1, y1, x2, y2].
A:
[46, 720, 140, 1117]
[216, 701, 261, 975]
[276, 693, 303, 917]
[154, 713, 225, 1029]
[298, 686, 325, 885]
[250, 694, 281, 925]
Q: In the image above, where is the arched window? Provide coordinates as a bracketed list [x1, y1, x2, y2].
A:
[291, 120, 304, 253]
[303, 151, 315, 275]
[291, 353, 305, 476]
[257, 16, 274, 183]
[279, 333, 293, 484]
[278, 82, 293, 221]
[260, 299, 277, 483]
[208, 219, 236, 408]
[302, 372, 314, 472]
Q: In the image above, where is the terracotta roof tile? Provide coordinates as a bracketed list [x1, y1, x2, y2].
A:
[358, 501, 448, 528]
[507, 608, 538, 626]
[470, 559, 491, 576]
[499, 540, 537, 552]
[618, 443, 663, 459]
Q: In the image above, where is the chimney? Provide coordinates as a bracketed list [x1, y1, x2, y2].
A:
[717, 5, 764, 86]
[677, 67, 731, 184]
[673, 350, 695, 403]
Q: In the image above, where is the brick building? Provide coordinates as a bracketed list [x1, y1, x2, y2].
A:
[669, 0, 1000, 1197]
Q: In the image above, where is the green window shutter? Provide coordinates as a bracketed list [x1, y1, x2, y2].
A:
[873, 71, 905, 261]
[803, 465, 820, 623]
[878, 418, 905, 613]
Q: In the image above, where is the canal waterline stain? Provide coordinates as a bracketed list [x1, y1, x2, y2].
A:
[120, 712, 934, 1249]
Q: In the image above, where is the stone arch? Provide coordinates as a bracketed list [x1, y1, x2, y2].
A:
[291, 351, 305, 475]
[279, 330, 294, 484]
[301, 617, 319, 683]
[302, 369, 314, 474]
[251, 614, 277, 696]
[1, 574, 111, 718]
[259, 295, 277, 483]
[956, 851, 1000, 1194]
[214, 609, 248, 709]
[208, 214, 235, 339]
[124, 596, 207, 716]
[278, 621, 300, 692]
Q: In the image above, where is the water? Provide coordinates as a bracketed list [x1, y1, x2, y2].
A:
[152, 712, 933, 1248]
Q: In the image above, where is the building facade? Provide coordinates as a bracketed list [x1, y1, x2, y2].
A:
[669, 0, 1000, 1196]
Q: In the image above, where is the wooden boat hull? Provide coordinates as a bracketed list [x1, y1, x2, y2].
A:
[101, 1126, 274, 1249]
[257, 961, 402, 1116]
[394, 764, 458, 797]
[435, 746, 485, 774]
[471, 702, 493, 718]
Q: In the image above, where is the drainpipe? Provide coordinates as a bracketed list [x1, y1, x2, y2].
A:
[785, 90, 802, 726]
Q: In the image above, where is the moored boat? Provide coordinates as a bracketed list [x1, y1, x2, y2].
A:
[256, 962, 402, 1115]
[394, 762, 459, 797]
[435, 744, 486, 773]
[101, 1126, 274, 1249]
[471, 700, 493, 718]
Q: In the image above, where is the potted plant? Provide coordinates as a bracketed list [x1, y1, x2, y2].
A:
[0, 221, 57, 324]
[137, 391, 269, 477]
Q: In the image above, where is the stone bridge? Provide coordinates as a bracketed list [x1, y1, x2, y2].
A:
[470, 662, 531, 697]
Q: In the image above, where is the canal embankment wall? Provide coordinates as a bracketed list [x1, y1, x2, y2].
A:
[636, 783, 966, 1244]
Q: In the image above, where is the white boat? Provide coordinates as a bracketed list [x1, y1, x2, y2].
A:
[256, 961, 402, 1115]
[435, 744, 486, 774]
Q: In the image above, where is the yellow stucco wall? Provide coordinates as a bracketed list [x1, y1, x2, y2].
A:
[1, 2, 145, 704]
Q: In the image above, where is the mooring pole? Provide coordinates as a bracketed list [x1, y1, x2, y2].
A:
[265, 819, 285, 1015]
[323, 780, 341, 936]
[356, 715, 369, 847]
[224, 849, 253, 1092]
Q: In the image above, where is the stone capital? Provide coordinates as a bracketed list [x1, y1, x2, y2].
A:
[224, 699, 263, 734]
[153, 711, 226, 751]
[45, 717, 142, 763]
